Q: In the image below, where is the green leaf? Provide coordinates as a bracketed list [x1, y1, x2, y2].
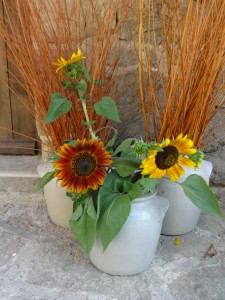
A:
[64, 140, 76, 146]
[101, 170, 131, 193]
[45, 93, 72, 123]
[81, 120, 96, 126]
[149, 144, 164, 152]
[97, 171, 132, 216]
[76, 79, 87, 97]
[69, 197, 97, 256]
[97, 194, 131, 250]
[97, 186, 118, 217]
[51, 154, 60, 162]
[35, 171, 55, 191]
[135, 177, 159, 194]
[94, 96, 120, 122]
[113, 157, 140, 177]
[113, 138, 134, 155]
[87, 197, 97, 220]
[181, 174, 224, 218]
[126, 178, 159, 201]
[127, 183, 143, 200]
[70, 203, 83, 221]
[122, 179, 133, 193]
[105, 130, 118, 150]
[83, 71, 92, 83]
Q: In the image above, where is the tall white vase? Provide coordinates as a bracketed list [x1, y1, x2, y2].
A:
[37, 163, 73, 229]
[89, 192, 169, 276]
[158, 160, 213, 235]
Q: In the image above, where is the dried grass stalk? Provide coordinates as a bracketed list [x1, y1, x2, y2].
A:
[0, 0, 133, 152]
[137, 0, 225, 148]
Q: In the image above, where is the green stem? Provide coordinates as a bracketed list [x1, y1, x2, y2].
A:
[81, 100, 97, 140]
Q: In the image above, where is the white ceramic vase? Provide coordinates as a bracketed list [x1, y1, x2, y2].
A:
[37, 163, 73, 229]
[158, 160, 213, 235]
[89, 192, 169, 276]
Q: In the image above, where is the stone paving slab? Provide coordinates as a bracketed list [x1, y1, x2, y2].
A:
[0, 198, 225, 300]
[0, 155, 225, 299]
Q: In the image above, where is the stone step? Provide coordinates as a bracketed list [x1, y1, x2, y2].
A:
[0, 155, 44, 204]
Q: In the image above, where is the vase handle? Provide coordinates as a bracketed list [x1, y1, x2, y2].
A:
[37, 163, 54, 177]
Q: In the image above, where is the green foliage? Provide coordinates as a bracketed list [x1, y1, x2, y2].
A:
[81, 120, 96, 126]
[45, 93, 72, 123]
[127, 177, 159, 200]
[69, 196, 97, 256]
[96, 171, 132, 250]
[95, 170, 158, 250]
[35, 171, 56, 191]
[67, 62, 84, 80]
[64, 140, 76, 146]
[97, 193, 131, 250]
[188, 150, 204, 166]
[83, 71, 92, 83]
[181, 174, 224, 218]
[133, 177, 159, 195]
[112, 157, 140, 177]
[75, 79, 87, 98]
[149, 144, 164, 152]
[114, 138, 134, 155]
[105, 130, 118, 151]
[94, 96, 120, 122]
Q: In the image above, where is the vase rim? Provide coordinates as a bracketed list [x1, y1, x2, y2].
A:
[132, 190, 157, 203]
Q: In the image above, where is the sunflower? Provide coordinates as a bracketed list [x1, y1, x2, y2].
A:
[53, 49, 86, 72]
[140, 134, 197, 181]
[54, 139, 112, 193]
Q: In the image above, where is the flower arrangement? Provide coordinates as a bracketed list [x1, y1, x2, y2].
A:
[37, 50, 224, 256]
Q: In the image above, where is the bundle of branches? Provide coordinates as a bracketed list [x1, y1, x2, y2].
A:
[0, 0, 133, 154]
[137, 0, 225, 149]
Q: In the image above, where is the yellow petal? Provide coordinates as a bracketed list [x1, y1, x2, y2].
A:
[174, 133, 183, 143]
[166, 166, 180, 181]
[175, 138, 193, 151]
[141, 166, 157, 176]
[164, 138, 171, 147]
[150, 168, 166, 178]
[178, 156, 196, 168]
[174, 237, 181, 245]
[174, 163, 185, 176]
[178, 148, 196, 155]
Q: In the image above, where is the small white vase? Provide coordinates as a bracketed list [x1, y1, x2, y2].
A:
[89, 192, 169, 276]
[37, 163, 73, 229]
[158, 160, 213, 235]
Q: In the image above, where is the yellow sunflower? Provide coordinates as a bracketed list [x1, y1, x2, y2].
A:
[140, 134, 196, 181]
[54, 139, 112, 193]
[53, 49, 86, 72]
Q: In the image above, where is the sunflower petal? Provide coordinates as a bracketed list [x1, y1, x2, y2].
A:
[166, 166, 180, 181]
[174, 163, 185, 176]
[178, 156, 196, 168]
[150, 168, 166, 179]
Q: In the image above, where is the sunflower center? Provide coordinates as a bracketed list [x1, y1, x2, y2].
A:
[155, 146, 179, 169]
[72, 152, 97, 177]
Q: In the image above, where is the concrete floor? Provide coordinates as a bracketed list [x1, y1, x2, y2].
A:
[0, 155, 225, 300]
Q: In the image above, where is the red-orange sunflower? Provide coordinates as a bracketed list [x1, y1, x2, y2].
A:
[54, 139, 112, 193]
